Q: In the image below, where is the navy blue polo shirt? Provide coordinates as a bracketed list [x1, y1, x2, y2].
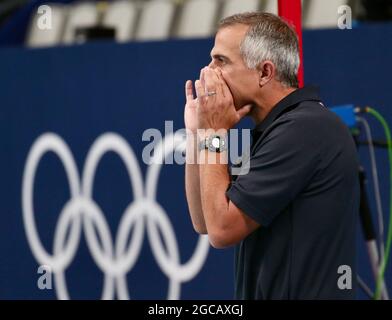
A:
[226, 86, 359, 300]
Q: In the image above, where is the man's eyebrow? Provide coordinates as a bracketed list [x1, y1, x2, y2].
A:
[210, 52, 230, 61]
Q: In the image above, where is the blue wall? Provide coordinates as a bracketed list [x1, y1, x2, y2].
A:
[0, 22, 392, 299]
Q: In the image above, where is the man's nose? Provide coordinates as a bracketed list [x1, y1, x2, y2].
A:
[208, 60, 216, 69]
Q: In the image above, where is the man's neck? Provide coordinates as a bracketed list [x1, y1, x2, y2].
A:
[250, 85, 297, 125]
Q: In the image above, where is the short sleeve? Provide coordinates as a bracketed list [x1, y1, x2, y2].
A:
[226, 116, 321, 227]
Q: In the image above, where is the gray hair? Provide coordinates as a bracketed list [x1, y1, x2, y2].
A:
[219, 12, 300, 88]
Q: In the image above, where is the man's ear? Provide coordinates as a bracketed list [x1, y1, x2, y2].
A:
[257, 61, 275, 87]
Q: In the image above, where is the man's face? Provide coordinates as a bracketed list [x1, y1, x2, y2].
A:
[208, 24, 259, 109]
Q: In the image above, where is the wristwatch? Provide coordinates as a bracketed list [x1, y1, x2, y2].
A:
[199, 134, 228, 153]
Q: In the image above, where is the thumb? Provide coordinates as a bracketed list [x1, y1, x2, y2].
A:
[236, 104, 253, 120]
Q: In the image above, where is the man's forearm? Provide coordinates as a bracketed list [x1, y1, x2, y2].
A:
[185, 133, 207, 234]
[199, 136, 259, 248]
[199, 135, 231, 237]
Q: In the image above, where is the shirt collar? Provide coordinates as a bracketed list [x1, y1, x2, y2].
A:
[252, 85, 322, 134]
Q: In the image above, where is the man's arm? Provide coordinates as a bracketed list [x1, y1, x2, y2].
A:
[198, 135, 259, 248]
[195, 68, 259, 248]
[185, 131, 207, 234]
[184, 78, 208, 234]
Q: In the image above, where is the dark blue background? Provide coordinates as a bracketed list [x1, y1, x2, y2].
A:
[0, 22, 392, 299]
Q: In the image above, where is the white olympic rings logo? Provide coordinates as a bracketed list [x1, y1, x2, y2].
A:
[22, 132, 210, 300]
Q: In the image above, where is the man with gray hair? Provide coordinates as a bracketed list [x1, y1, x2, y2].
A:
[184, 12, 359, 299]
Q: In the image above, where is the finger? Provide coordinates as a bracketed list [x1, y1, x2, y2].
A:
[194, 79, 205, 100]
[211, 68, 227, 97]
[200, 67, 206, 89]
[204, 68, 219, 96]
[216, 68, 232, 98]
[185, 80, 194, 102]
[236, 104, 253, 120]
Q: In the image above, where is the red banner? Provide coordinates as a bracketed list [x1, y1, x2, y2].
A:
[278, 0, 304, 87]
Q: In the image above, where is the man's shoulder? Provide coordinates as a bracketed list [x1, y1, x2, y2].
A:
[252, 100, 354, 158]
[272, 100, 349, 138]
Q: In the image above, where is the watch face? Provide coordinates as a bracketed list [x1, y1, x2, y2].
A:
[199, 135, 227, 153]
[207, 135, 226, 152]
[211, 137, 220, 149]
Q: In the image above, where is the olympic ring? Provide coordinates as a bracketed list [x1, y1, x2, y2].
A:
[22, 132, 210, 300]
